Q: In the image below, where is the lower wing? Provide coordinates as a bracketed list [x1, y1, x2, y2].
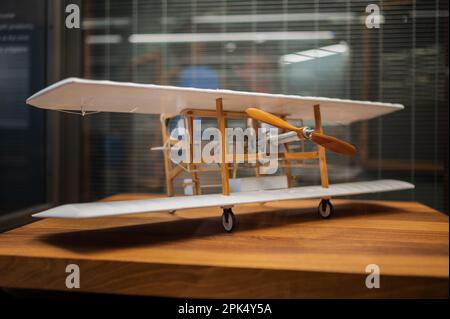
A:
[33, 180, 414, 219]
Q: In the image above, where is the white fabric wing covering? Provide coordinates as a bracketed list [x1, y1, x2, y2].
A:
[33, 180, 414, 219]
[26, 78, 404, 124]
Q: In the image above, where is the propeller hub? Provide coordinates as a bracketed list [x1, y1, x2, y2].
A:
[302, 127, 314, 139]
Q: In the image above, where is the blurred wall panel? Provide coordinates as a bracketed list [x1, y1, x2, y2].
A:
[0, 1, 46, 213]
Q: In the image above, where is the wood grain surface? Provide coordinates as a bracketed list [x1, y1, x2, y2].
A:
[0, 194, 448, 298]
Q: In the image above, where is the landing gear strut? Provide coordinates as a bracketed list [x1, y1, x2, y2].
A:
[318, 199, 333, 219]
[222, 208, 236, 232]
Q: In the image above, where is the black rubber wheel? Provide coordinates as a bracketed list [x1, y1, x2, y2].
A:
[318, 199, 333, 219]
[222, 208, 236, 232]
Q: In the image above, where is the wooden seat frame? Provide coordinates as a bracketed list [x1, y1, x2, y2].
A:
[160, 99, 329, 197]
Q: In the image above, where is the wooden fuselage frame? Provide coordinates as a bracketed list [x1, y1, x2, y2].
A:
[160, 99, 329, 197]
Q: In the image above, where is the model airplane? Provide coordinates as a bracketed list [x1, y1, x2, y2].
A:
[26, 78, 414, 232]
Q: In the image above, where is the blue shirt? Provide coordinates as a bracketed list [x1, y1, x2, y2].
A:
[179, 65, 219, 89]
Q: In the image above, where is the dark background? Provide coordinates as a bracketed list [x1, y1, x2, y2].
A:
[0, 0, 448, 231]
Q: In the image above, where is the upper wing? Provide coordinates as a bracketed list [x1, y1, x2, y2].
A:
[26, 78, 404, 125]
[33, 180, 413, 219]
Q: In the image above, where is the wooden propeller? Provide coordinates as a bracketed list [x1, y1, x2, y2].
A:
[245, 108, 357, 156]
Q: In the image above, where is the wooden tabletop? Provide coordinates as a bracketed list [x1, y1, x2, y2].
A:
[0, 194, 448, 298]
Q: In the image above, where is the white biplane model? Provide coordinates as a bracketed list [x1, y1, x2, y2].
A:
[27, 78, 413, 232]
